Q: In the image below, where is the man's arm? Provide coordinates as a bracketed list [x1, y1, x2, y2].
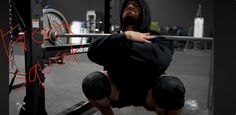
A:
[87, 33, 129, 66]
[128, 37, 174, 71]
[87, 31, 174, 71]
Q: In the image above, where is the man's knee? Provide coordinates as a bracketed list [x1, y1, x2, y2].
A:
[152, 76, 185, 111]
[82, 71, 111, 100]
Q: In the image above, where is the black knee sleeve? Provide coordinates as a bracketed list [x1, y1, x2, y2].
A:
[82, 71, 111, 100]
[152, 76, 185, 110]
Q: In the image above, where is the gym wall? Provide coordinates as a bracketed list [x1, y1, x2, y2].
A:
[47, 0, 104, 22]
[46, 0, 213, 35]
[148, 0, 213, 36]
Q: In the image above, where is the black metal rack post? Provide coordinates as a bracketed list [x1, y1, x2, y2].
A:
[18, 0, 47, 114]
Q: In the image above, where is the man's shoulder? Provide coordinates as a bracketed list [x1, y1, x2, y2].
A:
[149, 30, 168, 41]
[149, 30, 161, 35]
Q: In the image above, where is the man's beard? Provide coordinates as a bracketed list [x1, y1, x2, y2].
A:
[123, 15, 139, 27]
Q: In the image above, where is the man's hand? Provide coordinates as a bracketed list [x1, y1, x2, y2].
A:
[124, 31, 155, 43]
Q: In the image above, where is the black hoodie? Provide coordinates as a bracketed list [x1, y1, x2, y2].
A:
[87, 0, 174, 106]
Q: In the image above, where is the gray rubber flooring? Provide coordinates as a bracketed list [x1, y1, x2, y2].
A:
[9, 43, 212, 115]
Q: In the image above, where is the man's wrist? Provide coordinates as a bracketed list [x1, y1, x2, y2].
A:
[124, 31, 130, 40]
[117, 32, 129, 42]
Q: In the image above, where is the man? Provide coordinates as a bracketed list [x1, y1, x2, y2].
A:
[82, 0, 185, 115]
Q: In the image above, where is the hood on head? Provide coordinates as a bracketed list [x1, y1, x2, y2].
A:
[120, 0, 151, 32]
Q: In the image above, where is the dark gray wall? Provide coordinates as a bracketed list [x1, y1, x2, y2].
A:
[47, 0, 104, 23]
[46, 0, 213, 35]
[113, 0, 214, 35]
[148, 0, 213, 35]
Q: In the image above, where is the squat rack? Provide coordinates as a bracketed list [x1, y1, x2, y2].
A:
[10, 0, 214, 114]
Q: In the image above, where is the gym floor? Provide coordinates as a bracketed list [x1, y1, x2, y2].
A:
[9, 42, 212, 115]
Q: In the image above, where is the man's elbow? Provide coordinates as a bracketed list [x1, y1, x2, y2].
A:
[153, 55, 172, 70]
[87, 48, 105, 66]
[87, 47, 96, 62]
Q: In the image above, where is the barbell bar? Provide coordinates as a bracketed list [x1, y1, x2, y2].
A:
[58, 33, 214, 41]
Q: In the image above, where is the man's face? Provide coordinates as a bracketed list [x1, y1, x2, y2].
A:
[122, 0, 141, 26]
